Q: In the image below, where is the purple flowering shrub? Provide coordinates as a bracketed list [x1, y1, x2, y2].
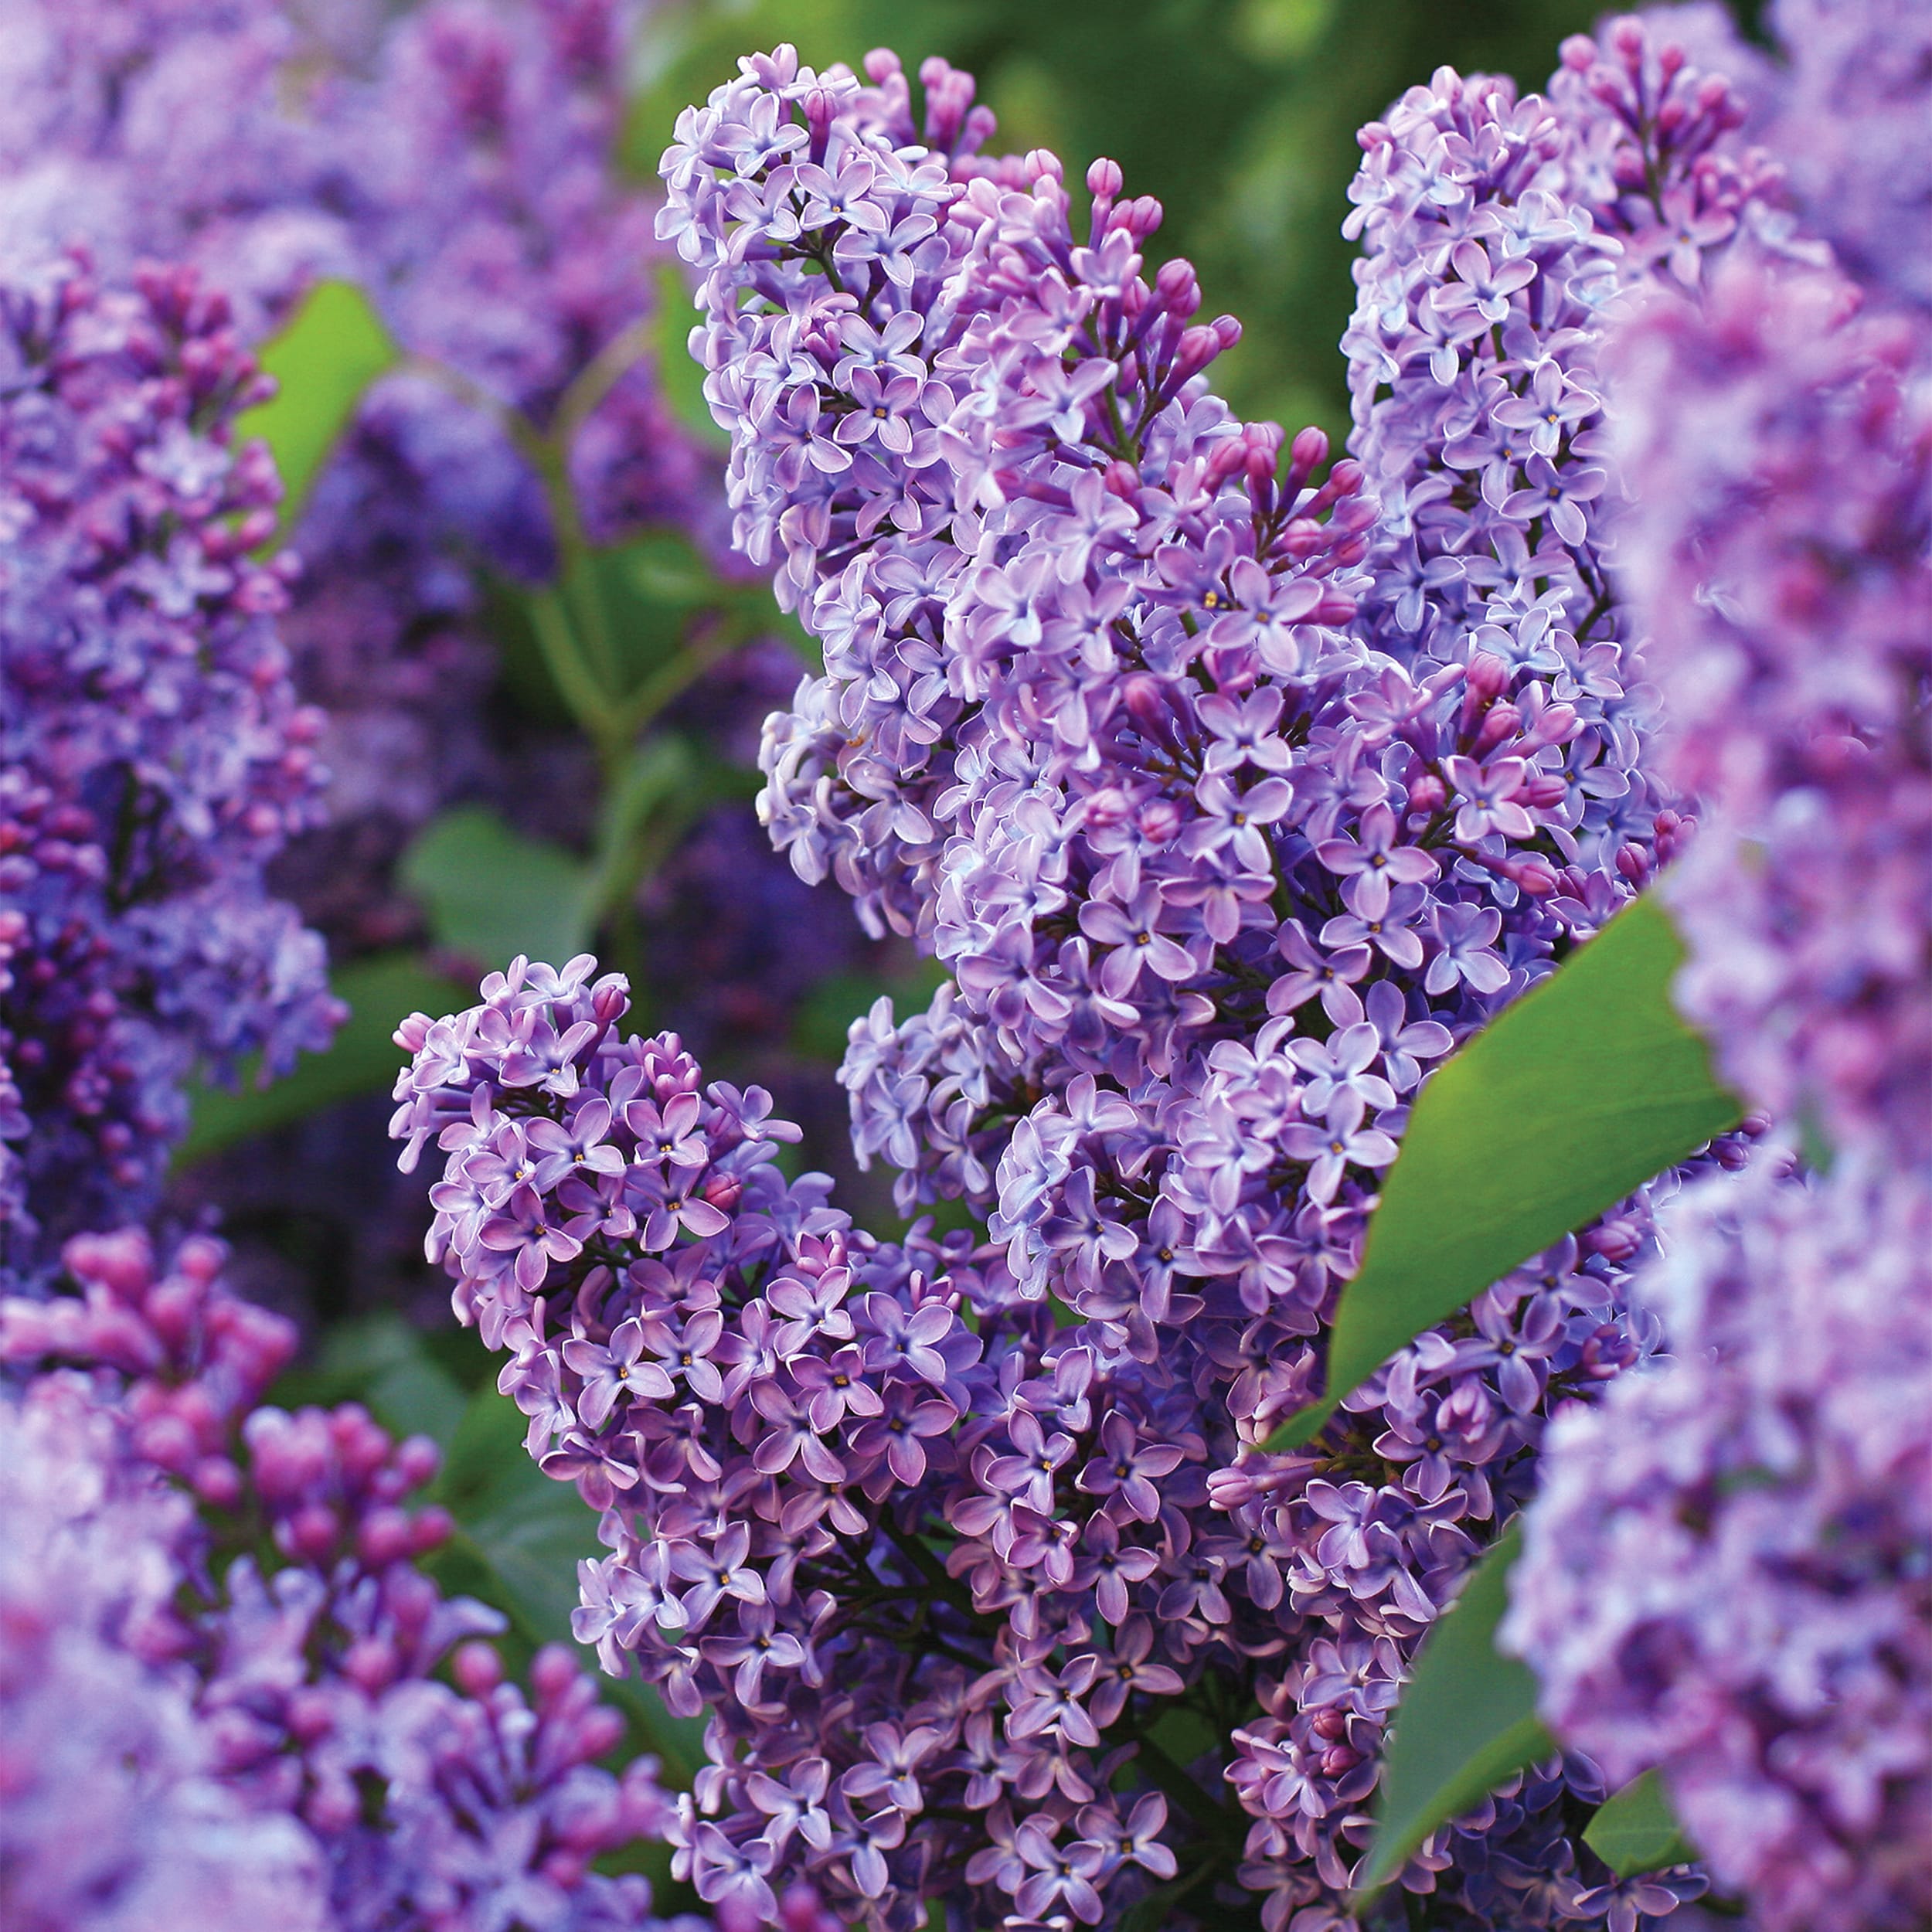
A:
[0, 252, 338, 1277]
[369, 26, 1772, 1929]
[0, 1221, 715, 1932]
[1504, 13, 1932, 1927]
[388, 32, 1794, 1927]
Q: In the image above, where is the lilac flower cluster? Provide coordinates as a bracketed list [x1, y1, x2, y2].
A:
[486, 26, 1778, 1926]
[0, 1221, 716, 1932]
[393, 947, 1716, 1932]
[1505, 10, 1932, 1925]
[1600, 165, 1930, 1164]
[0, 1371, 328, 1932]
[1507, 1157, 1930, 1932]
[0, 252, 338, 1277]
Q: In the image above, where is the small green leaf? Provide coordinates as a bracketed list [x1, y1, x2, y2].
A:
[1269, 895, 1742, 1449]
[400, 806, 597, 971]
[1357, 1523, 1554, 1896]
[175, 953, 470, 1168]
[430, 1383, 708, 1785]
[648, 261, 729, 452]
[234, 280, 399, 532]
[1585, 1769, 1699, 1877]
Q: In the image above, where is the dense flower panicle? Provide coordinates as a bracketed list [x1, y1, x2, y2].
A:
[0, 253, 339, 1274]
[619, 27, 1777, 1928]
[0, 1374, 329, 1932]
[1505, 1157, 1932, 1932]
[1603, 248, 1931, 1162]
[0, 1224, 706, 1932]
[396, 950, 1736, 1932]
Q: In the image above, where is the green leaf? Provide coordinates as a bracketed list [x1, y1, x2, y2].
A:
[234, 280, 399, 532]
[430, 1383, 707, 1785]
[400, 806, 597, 971]
[648, 262, 729, 453]
[1268, 895, 1742, 1450]
[1356, 1523, 1554, 1896]
[1585, 1770, 1699, 1877]
[563, 530, 713, 703]
[270, 1311, 471, 1449]
[175, 953, 470, 1168]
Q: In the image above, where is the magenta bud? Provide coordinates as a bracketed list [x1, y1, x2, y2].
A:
[192, 1456, 243, 1508]
[529, 1643, 577, 1699]
[410, 1505, 454, 1553]
[453, 1639, 503, 1699]
[1291, 424, 1330, 471]
[287, 1502, 341, 1562]
[356, 1505, 416, 1568]
[1086, 157, 1122, 199]
[1408, 773, 1447, 815]
[343, 1636, 399, 1693]
[395, 1434, 440, 1490]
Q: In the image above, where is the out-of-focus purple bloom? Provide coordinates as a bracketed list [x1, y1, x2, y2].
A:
[0, 1223, 710, 1932]
[1507, 1157, 1932, 1932]
[0, 1373, 328, 1932]
[0, 255, 339, 1276]
[1604, 243, 1930, 1164]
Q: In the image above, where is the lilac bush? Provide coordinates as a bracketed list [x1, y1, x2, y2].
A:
[0, 252, 338, 1278]
[0, 1222, 716, 1932]
[382, 22, 1818, 1928]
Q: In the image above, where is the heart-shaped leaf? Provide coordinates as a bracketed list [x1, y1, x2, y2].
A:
[1585, 1769, 1699, 1877]
[235, 279, 399, 533]
[400, 807, 597, 972]
[1355, 1523, 1554, 1896]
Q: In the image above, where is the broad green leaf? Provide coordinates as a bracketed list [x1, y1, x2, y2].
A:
[235, 280, 399, 532]
[271, 1313, 471, 1451]
[431, 1383, 707, 1785]
[1268, 895, 1741, 1449]
[562, 531, 712, 705]
[175, 954, 470, 1168]
[400, 806, 597, 971]
[1357, 1523, 1554, 1895]
[1585, 1769, 1699, 1877]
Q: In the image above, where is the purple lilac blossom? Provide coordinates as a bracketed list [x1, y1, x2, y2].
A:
[0, 1370, 329, 1932]
[0, 253, 339, 1277]
[393, 947, 1738, 1930]
[0, 1220, 719, 1932]
[1505, 1155, 1932, 1932]
[514, 26, 1778, 1927]
[1600, 234, 1930, 1162]
[1505, 8, 1932, 1927]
